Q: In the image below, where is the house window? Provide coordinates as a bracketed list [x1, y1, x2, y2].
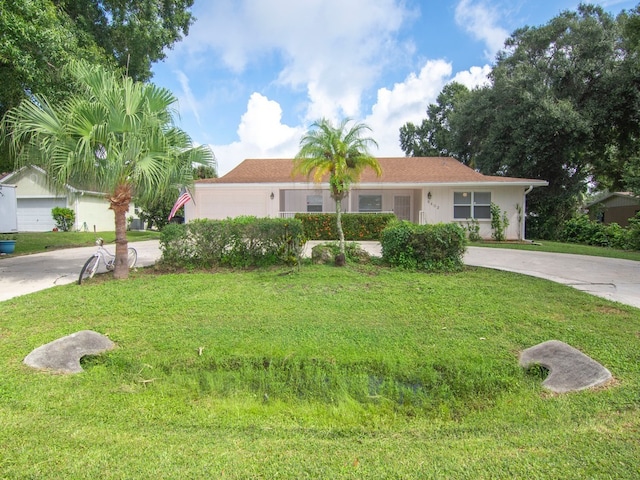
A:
[454, 192, 491, 219]
[306, 194, 323, 212]
[359, 195, 382, 213]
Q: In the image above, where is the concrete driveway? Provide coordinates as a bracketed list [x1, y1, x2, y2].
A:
[464, 246, 640, 309]
[2, 241, 639, 309]
[0, 240, 162, 302]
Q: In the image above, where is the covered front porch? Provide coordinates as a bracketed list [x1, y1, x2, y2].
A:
[276, 187, 424, 223]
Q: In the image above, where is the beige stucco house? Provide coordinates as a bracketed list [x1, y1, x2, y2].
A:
[0, 166, 132, 232]
[188, 157, 548, 241]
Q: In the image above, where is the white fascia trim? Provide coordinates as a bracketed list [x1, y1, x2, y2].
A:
[76, 190, 108, 197]
[197, 180, 549, 189]
[196, 182, 331, 189]
[356, 181, 549, 188]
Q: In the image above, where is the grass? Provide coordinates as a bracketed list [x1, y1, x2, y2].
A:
[6, 230, 161, 256]
[472, 239, 640, 261]
[1, 264, 639, 478]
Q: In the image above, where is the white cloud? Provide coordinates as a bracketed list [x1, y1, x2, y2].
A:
[213, 60, 493, 175]
[455, 0, 509, 61]
[181, 1, 497, 175]
[179, 0, 411, 122]
[212, 93, 302, 175]
[365, 60, 454, 157]
[364, 60, 492, 157]
[451, 65, 492, 89]
[174, 70, 201, 125]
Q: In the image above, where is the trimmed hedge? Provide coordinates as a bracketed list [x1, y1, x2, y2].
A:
[380, 221, 467, 271]
[294, 213, 396, 240]
[160, 217, 304, 268]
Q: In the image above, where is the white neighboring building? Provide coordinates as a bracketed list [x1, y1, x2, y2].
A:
[0, 166, 133, 232]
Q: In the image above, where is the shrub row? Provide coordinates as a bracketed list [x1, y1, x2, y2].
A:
[294, 213, 396, 240]
[160, 217, 305, 268]
[558, 214, 640, 250]
[380, 221, 467, 272]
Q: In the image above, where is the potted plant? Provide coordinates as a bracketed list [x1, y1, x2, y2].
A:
[0, 234, 17, 254]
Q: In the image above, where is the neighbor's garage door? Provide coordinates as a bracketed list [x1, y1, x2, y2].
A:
[17, 197, 67, 231]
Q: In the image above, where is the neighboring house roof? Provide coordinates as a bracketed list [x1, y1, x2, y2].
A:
[0, 165, 105, 196]
[586, 191, 640, 207]
[197, 157, 548, 187]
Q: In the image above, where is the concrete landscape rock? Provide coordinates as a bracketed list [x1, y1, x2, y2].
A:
[23, 330, 115, 374]
[519, 340, 612, 393]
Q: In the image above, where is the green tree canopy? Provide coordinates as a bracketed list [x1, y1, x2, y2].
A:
[399, 82, 470, 160]
[3, 60, 213, 279]
[293, 118, 381, 261]
[56, 0, 195, 82]
[0, 0, 195, 172]
[400, 3, 640, 239]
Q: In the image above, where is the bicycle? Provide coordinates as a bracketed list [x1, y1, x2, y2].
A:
[78, 238, 137, 284]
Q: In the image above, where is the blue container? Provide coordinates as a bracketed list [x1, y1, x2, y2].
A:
[0, 240, 16, 254]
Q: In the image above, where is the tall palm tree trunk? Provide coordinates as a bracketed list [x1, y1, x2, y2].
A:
[110, 184, 132, 279]
[335, 198, 346, 265]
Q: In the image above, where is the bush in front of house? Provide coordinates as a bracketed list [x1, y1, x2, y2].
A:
[311, 242, 372, 265]
[159, 217, 305, 268]
[295, 213, 396, 241]
[380, 221, 467, 271]
[558, 214, 635, 249]
[51, 207, 75, 232]
[626, 212, 640, 250]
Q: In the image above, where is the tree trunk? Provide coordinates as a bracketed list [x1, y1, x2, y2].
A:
[335, 198, 346, 265]
[110, 184, 132, 280]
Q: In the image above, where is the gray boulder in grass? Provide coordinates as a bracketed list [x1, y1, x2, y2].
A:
[519, 340, 612, 393]
[24, 330, 115, 374]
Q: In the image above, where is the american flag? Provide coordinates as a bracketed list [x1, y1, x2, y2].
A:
[168, 188, 192, 220]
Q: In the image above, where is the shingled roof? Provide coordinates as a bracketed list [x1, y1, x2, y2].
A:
[197, 157, 546, 185]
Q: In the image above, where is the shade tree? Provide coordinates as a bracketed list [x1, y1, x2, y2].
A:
[3, 60, 213, 279]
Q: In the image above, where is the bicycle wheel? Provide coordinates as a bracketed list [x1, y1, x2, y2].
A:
[127, 247, 137, 268]
[78, 255, 99, 285]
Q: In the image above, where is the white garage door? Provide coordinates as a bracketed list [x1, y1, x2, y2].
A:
[17, 198, 67, 232]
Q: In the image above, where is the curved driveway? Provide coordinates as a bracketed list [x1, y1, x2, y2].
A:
[1, 241, 639, 309]
[464, 246, 640, 309]
[0, 240, 162, 302]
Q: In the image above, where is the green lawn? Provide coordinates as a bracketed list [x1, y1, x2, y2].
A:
[1, 265, 639, 478]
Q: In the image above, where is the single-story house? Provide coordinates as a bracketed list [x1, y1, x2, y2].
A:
[586, 192, 640, 227]
[0, 166, 133, 232]
[188, 157, 549, 241]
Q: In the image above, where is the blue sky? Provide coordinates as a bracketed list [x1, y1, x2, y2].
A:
[151, 0, 638, 175]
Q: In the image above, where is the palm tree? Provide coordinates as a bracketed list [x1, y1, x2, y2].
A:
[3, 60, 213, 279]
[293, 118, 381, 263]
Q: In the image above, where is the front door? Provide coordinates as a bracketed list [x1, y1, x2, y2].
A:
[394, 195, 411, 221]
